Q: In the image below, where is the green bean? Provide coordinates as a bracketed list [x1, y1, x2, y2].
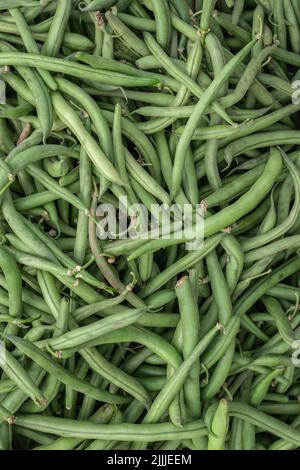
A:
[0, 52, 159, 87]
[124, 148, 168, 204]
[228, 402, 300, 446]
[206, 250, 232, 325]
[0, 246, 22, 325]
[207, 399, 229, 450]
[0, 378, 17, 395]
[214, 11, 251, 43]
[8, 249, 105, 293]
[171, 37, 255, 197]
[139, 234, 224, 298]
[140, 325, 218, 425]
[235, 257, 300, 321]
[15, 414, 207, 441]
[106, 9, 149, 57]
[232, 0, 245, 25]
[200, 0, 217, 36]
[205, 165, 264, 207]
[26, 164, 89, 213]
[35, 403, 117, 450]
[21, 297, 68, 414]
[125, 149, 281, 261]
[143, 32, 233, 127]
[117, 12, 156, 32]
[1, 0, 300, 451]
[58, 76, 162, 176]
[56, 325, 183, 370]
[201, 316, 241, 370]
[73, 287, 130, 322]
[113, 103, 135, 205]
[0, 349, 47, 407]
[14, 426, 55, 446]
[0, 20, 93, 51]
[21, 220, 79, 272]
[262, 296, 295, 346]
[78, 346, 151, 407]
[241, 151, 300, 251]
[0, 43, 53, 142]
[0, 404, 15, 425]
[202, 340, 236, 401]
[162, 323, 185, 430]
[73, 132, 92, 264]
[51, 92, 123, 187]
[151, 0, 171, 49]
[225, 131, 300, 167]
[0, 361, 46, 421]
[41, 0, 71, 57]
[8, 8, 56, 91]
[6, 334, 130, 405]
[272, 0, 286, 51]
[78, 0, 115, 11]
[175, 276, 200, 419]
[192, 103, 300, 164]
[101, 109, 162, 180]
[258, 403, 300, 415]
[0, 144, 79, 195]
[0, 1, 40, 9]
[46, 307, 147, 351]
[250, 369, 284, 407]
[91, 88, 174, 105]
[137, 36, 203, 136]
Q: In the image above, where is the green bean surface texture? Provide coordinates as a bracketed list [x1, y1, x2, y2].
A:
[0, 0, 300, 453]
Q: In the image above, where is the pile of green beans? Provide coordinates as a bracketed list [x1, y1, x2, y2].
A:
[1, 0, 300, 452]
